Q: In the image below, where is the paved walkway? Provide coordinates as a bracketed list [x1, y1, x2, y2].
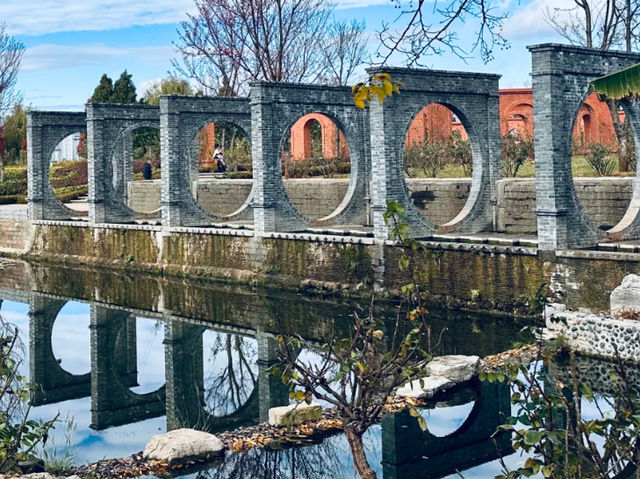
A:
[0, 204, 27, 220]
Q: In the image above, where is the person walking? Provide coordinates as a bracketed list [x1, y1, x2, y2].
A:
[213, 144, 226, 173]
[142, 159, 153, 180]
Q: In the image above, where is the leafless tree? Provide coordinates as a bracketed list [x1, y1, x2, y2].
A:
[0, 23, 22, 117]
[545, 0, 640, 171]
[544, 0, 624, 49]
[0, 24, 24, 183]
[320, 19, 369, 86]
[174, 0, 333, 96]
[375, 0, 510, 67]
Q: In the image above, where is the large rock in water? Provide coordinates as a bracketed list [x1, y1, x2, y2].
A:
[268, 402, 323, 426]
[611, 274, 640, 314]
[396, 355, 480, 399]
[143, 428, 224, 464]
[426, 355, 480, 382]
[395, 375, 454, 399]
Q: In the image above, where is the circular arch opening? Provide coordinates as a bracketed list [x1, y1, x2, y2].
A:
[192, 121, 253, 219]
[403, 103, 473, 227]
[280, 112, 352, 222]
[49, 132, 88, 214]
[202, 332, 258, 416]
[570, 93, 636, 232]
[51, 302, 90, 376]
[130, 317, 165, 394]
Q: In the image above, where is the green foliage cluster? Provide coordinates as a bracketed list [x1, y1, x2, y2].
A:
[143, 78, 194, 106]
[1, 104, 26, 165]
[282, 156, 350, 179]
[404, 131, 472, 178]
[0, 319, 57, 473]
[585, 142, 617, 176]
[0, 161, 88, 204]
[483, 348, 640, 479]
[90, 71, 137, 104]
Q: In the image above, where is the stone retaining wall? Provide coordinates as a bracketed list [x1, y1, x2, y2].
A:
[546, 305, 640, 363]
[128, 177, 634, 232]
[0, 218, 31, 252]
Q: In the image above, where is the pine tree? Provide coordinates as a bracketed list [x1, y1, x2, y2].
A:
[111, 70, 137, 104]
[91, 74, 114, 103]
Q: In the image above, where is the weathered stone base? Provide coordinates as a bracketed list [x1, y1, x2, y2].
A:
[6, 222, 640, 314]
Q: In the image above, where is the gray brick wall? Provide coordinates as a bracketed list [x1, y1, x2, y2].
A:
[159, 95, 252, 226]
[367, 67, 501, 239]
[250, 82, 370, 233]
[26, 111, 86, 221]
[86, 103, 160, 224]
[529, 43, 640, 249]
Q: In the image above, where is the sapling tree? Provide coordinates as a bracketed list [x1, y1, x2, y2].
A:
[0, 316, 57, 472]
[272, 201, 444, 479]
[483, 344, 640, 479]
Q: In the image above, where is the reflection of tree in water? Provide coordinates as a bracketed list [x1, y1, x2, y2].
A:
[203, 333, 258, 416]
[197, 437, 348, 479]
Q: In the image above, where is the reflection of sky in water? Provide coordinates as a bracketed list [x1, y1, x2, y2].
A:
[0, 300, 167, 464]
[51, 302, 90, 375]
[0, 299, 544, 477]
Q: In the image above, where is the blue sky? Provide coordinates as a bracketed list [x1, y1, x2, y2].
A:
[0, 0, 571, 111]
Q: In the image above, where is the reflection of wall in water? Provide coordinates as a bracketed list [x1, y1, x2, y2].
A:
[381, 380, 512, 479]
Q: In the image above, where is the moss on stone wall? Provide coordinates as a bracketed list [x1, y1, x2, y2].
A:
[25, 224, 640, 316]
[262, 239, 374, 287]
[384, 245, 546, 313]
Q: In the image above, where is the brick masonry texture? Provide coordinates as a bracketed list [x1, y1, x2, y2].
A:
[529, 44, 640, 250]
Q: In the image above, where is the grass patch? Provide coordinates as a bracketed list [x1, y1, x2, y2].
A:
[407, 156, 635, 178]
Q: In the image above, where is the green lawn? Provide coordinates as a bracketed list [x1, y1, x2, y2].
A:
[407, 156, 635, 179]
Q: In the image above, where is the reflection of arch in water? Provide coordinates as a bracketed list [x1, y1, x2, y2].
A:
[90, 305, 165, 430]
[164, 321, 289, 432]
[381, 380, 512, 479]
[29, 296, 91, 406]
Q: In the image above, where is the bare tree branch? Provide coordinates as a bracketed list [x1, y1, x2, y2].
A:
[174, 0, 342, 95]
[374, 0, 509, 67]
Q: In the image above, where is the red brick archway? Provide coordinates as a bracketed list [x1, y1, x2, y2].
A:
[289, 113, 348, 161]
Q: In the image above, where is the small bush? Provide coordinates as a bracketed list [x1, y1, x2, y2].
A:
[502, 131, 534, 177]
[403, 132, 472, 178]
[0, 195, 26, 205]
[586, 143, 616, 176]
[226, 171, 253, 179]
[282, 156, 350, 178]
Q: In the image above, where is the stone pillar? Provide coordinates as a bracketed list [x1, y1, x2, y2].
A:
[369, 98, 432, 240]
[160, 101, 184, 227]
[87, 108, 107, 224]
[26, 119, 45, 220]
[251, 85, 279, 234]
[29, 296, 91, 405]
[256, 330, 289, 422]
[164, 320, 204, 430]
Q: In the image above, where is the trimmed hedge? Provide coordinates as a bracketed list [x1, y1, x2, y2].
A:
[0, 161, 89, 203]
[0, 194, 26, 205]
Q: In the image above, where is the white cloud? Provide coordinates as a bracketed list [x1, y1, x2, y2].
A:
[334, 0, 391, 8]
[21, 43, 175, 71]
[0, 0, 195, 36]
[502, 0, 574, 39]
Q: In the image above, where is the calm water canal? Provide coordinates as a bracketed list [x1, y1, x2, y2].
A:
[0, 259, 545, 478]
